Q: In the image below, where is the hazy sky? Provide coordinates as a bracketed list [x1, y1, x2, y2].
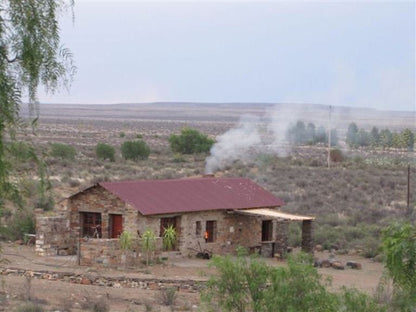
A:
[39, 0, 415, 111]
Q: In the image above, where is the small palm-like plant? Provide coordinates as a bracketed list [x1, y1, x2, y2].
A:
[142, 229, 156, 266]
[119, 231, 133, 250]
[163, 225, 177, 251]
[119, 231, 133, 267]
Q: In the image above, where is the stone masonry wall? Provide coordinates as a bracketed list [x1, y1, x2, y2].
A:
[69, 185, 138, 239]
[36, 215, 76, 256]
[68, 185, 292, 258]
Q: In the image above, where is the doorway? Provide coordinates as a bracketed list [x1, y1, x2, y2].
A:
[110, 214, 123, 238]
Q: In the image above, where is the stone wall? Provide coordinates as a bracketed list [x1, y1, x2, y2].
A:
[68, 185, 294, 258]
[301, 220, 314, 253]
[36, 214, 76, 256]
[69, 185, 139, 239]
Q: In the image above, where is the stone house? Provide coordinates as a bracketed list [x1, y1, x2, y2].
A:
[36, 177, 314, 259]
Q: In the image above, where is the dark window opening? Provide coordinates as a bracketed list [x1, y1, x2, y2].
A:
[262, 220, 273, 242]
[81, 212, 102, 238]
[160, 217, 177, 237]
[196, 221, 201, 236]
[205, 220, 217, 243]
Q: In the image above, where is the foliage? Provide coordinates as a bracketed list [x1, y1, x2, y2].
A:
[159, 287, 177, 306]
[121, 140, 150, 161]
[347, 123, 415, 150]
[202, 250, 386, 312]
[141, 229, 156, 266]
[382, 222, 416, 303]
[286, 120, 338, 146]
[15, 302, 45, 312]
[50, 143, 76, 160]
[0, 0, 74, 210]
[162, 224, 177, 251]
[119, 231, 133, 251]
[0, 208, 35, 240]
[95, 143, 115, 162]
[169, 127, 214, 154]
[330, 148, 344, 162]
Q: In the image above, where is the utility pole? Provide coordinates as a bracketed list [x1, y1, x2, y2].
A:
[327, 105, 332, 169]
[407, 165, 411, 216]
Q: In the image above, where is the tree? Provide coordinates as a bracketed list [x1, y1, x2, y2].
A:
[401, 128, 414, 151]
[379, 129, 393, 148]
[382, 222, 416, 309]
[169, 127, 214, 154]
[306, 122, 316, 144]
[95, 143, 115, 162]
[314, 126, 327, 144]
[346, 122, 359, 148]
[0, 1, 74, 208]
[370, 127, 380, 147]
[121, 140, 150, 161]
[50, 143, 76, 160]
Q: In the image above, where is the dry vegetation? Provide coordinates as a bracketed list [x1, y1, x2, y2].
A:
[1, 103, 415, 311]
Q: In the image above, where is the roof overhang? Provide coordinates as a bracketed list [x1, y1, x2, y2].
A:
[233, 208, 315, 221]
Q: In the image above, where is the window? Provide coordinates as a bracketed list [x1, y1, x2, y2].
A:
[205, 220, 217, 243]
[160, 217, 177, 236]
[195, 221, 201, 236]
[262, 220, 273, 242]
[81, 212, 102, 238]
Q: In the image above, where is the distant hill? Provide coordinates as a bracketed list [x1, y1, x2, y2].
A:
[20, 102, 415, 130]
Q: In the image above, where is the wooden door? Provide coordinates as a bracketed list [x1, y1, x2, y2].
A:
[110, 214, 123, 238]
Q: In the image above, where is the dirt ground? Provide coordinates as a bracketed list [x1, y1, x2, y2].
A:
[0, 243, 385, 312]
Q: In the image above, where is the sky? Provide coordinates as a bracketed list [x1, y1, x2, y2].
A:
[39, 0, 416, 111]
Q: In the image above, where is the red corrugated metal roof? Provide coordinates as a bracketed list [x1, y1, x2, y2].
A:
[99, 178, 284, 216]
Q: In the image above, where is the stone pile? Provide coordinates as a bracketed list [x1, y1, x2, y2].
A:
[1, 267, 202, 293]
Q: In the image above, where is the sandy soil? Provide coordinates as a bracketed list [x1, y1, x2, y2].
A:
[0, 244, 385, 311]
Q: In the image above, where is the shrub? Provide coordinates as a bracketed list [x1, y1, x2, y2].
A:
[50, 143, 76, 160]
[141, 230, 156, 266]
[119, 231, 133, 250]
[16, 303, 45, 312]
[121, 140, 150, 161]
[162, 225, 177, 251]
[95, 143, 116, 162]
[202, 251, 386, 312]
[0, 209, 35, 240]
[159, 287, 177, 306]
[330, 148, 344, 162]
[382, 222, 416, 301]
[169, 127, 214, 154]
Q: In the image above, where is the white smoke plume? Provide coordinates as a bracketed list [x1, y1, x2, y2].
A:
[204, 104, 334, 174]
[205, 115, 262, 174]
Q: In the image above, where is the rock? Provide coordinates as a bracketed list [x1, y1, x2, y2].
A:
[81, 278, 91, 285]
[58, 249, 68, 256]
[331, 261, 345, 270]
[315, 244, 323, 252]
[346, 261, 362, 270]
[320, 259, 331, 268]
[313, 258, 321, 267]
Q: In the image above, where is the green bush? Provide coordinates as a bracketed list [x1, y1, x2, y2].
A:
[50, 143, 76, 160]
[382, 222, 416, 304]
[121, 140, 150, 161]
[0, 209, 35, 240]
[95, 143, 115, 162]
[202, 250, 386, 312]
[169, 127, 214, 154]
